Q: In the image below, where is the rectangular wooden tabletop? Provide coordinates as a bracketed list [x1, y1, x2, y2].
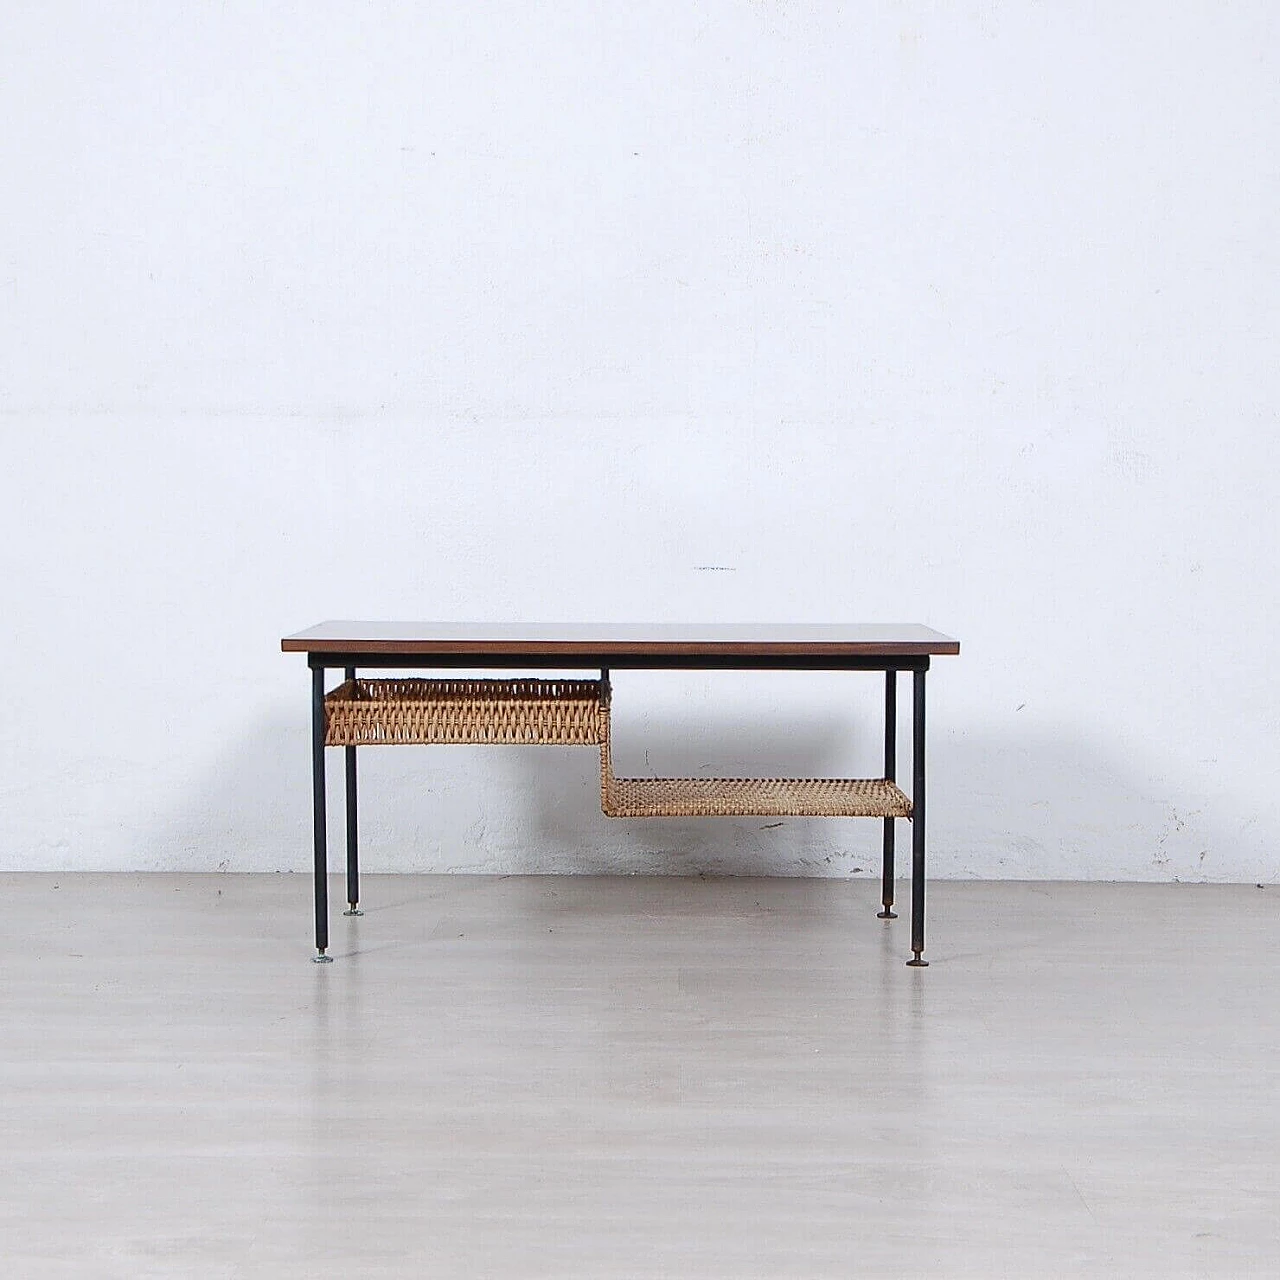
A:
[281, 622, 959, 658]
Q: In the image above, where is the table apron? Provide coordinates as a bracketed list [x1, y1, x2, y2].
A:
[306, 652, 932, 673]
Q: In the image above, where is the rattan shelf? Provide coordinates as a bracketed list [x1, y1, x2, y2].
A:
[600, 773, 912, 819]
[592, 680, 911, 819]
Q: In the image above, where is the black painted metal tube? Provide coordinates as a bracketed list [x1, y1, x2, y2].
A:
[312, 664, 329, 954]
[880, 669, 897, 916]
[344, 666, 358, 910]
[910, 667, 927, 963]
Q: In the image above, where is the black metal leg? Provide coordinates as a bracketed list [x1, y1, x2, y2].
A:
[312, 665, 332, 962]
[878, 669, 898, 919]
[907, 666, 928, 967]
[343, 666, 362, 916]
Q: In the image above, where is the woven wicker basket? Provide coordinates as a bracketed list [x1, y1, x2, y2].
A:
[324, 678, 606, 747]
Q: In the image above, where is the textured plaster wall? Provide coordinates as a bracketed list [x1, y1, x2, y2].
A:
[2, 2, 1277, 881]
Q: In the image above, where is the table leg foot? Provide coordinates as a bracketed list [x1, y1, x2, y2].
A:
[312, 949, 334, 964]
[343, 904, 363, 916]
[906, 950, 929, 967]
[877, 907, 898, 919]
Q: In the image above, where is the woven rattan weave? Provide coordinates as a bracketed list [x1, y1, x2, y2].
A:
[324, 678, 606, 747]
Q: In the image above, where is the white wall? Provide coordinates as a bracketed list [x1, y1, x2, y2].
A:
[2, 2, 1277, 881]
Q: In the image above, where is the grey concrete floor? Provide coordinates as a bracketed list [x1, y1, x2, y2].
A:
[1, 874, 1277, 1279]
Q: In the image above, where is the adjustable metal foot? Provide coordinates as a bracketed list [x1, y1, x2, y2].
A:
[343, 904, 363, 916]
[877, 907, 898, 919]
[906, 950, 929, 967]
[312, 949, 334, 964]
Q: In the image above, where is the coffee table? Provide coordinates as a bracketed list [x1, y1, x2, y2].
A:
[281, 623, 960, 966]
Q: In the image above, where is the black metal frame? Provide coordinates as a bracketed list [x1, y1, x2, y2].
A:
[306, 652, 930, 966]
